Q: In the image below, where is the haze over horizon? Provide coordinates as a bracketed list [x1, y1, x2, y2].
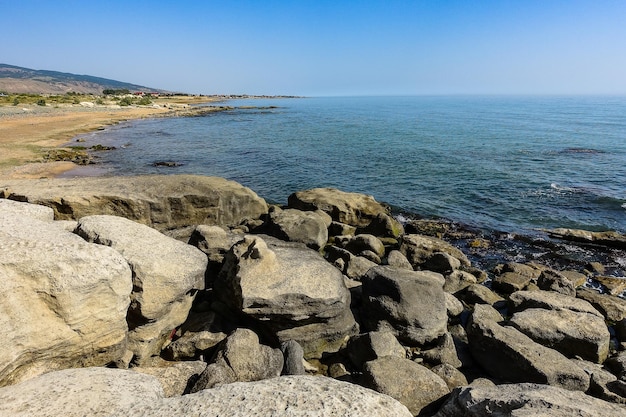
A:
[2, 1, 625, 97]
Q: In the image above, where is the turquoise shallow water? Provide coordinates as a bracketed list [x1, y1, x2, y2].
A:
[72, 96, 626, 235]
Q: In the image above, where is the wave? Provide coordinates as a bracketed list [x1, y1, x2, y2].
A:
[559, 147, 606, 154]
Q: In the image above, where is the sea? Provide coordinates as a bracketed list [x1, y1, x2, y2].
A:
[70, 95, 626, 236]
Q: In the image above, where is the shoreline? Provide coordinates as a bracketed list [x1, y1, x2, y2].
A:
[0, 97, 222, 179]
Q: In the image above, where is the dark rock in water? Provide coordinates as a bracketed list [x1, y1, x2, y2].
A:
[547, 228, 626, 250]
[89, 144, 116, 151]
[153, 161, 183, 167]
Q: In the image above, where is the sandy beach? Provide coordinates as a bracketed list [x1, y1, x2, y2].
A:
[0, 98, 215, 179]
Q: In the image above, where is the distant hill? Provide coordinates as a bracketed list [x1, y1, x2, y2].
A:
[0, 64, 167, 95]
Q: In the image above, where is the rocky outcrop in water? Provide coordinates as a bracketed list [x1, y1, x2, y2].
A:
[1, 175, 626, 415]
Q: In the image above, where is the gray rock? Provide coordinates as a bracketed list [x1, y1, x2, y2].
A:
[434, 382, 626, 416]
[0, 213, 132, 387]
[547, 228, 626, 250]
[326, 245, 378, 280]
[445, 292, 465, 317]
[362, 356, 449, 416]
[288, 187, 390, 228]
[577, 288, 626, 322]
[493, 261, 543, 279]
[460, 283, 505, 305]
[187, 225, 243, 281]
[344, 234, 386, 258]
[386, 250, 413, 270]
[467, 304, 590, 391]
[361, 265, 447, 345]
[357, 212, 404, 238]
[1, 174, 268, 231]
[509, 289, 602, 317]
[162, 311, 229, 361]
[346, 331, 406, 368]
[444, 270, 477, 293]
[538, 269, 576, 296]
[399, 233, 470, 270]
[431, 363, 468, 390]
[509, 308, 610, 363]
[263, 207, 329, 250]
[76, 215, 207, 363]
[281, 340, 306, 375]
[421, 332, 463, 368]
[424, 251, 461, 274]
[328, 221, 356, 236]
[492, 272, 532, 294]
[215, 236, 358, 358]
[0, 368, 413, 417]
[192, 328, 283, 391]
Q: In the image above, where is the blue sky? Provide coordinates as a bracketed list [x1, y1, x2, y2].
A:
[2, 1, 626, 96]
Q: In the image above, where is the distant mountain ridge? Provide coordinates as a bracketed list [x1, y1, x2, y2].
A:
[0, 64, 167, 95]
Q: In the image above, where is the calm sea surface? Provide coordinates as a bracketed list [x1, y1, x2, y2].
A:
[71, 96, 626, 235]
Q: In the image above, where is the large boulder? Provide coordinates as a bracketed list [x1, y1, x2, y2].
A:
[76, 215, 207, 363]
[509, 290, 602, 316]
[399, 234, 470, 270]
[577, 288, 626, 322]
[0, 208, 132, 387]
[434, 382, 626, 416]
[261, 207, 328, 250]
[288, 187, 389, 227]
[191, 328, 283, 391]
[362, 356, 450, 416]
[0, 198, 54, 221]
[0, 174, 268, 231]
[509, 308, 610, 363]
[215, 235, 358, 358]
[466, 305, 590, 391]
[0, 367, 413, 417]
[360, 265, 447, 345]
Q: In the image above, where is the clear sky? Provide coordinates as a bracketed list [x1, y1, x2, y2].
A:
[2, 1, 626, 96]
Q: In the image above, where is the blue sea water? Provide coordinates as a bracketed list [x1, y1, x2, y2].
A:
[71, 96, 626, 235]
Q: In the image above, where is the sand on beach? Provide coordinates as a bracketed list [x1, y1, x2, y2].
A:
[0, 100, 213, 179]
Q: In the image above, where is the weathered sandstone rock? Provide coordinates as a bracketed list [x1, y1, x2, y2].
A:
[288, 187, 389, 227]
[345, 331, 406, 368]
[133, 360, 207, 397]
[434, 382, 626, 416]
[547, 228, 626, 249]
[357, 212, 404, 238]
[192, 328, 283, 391]
[0, 211, 132, 387]
[76, 215, 207, 363]
[509, 308, 610, 363]
[361, 265, 447, 345]
[215, 235, 358, 358]
[262, 207, 329, 250]
[466, 304, 590, 391]
[0, 174, 268, 231]
[362, 356, 449, 416]
[162, 310, 230, 361]
[399, 233, 470, 270]
[577, 288, 626, 322]
[509, 290, 602, 317]
[0, 368, 413, 417]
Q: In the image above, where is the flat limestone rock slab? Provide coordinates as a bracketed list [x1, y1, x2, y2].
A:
[0, 174, 268, 230]
[0, 368, 413, 417]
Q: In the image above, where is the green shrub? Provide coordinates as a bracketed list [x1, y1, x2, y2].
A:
[37, 99, 46, 106]
[119, 97, 133, 106]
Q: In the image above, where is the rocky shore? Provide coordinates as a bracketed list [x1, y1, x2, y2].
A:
[1, 174, 626, 416]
